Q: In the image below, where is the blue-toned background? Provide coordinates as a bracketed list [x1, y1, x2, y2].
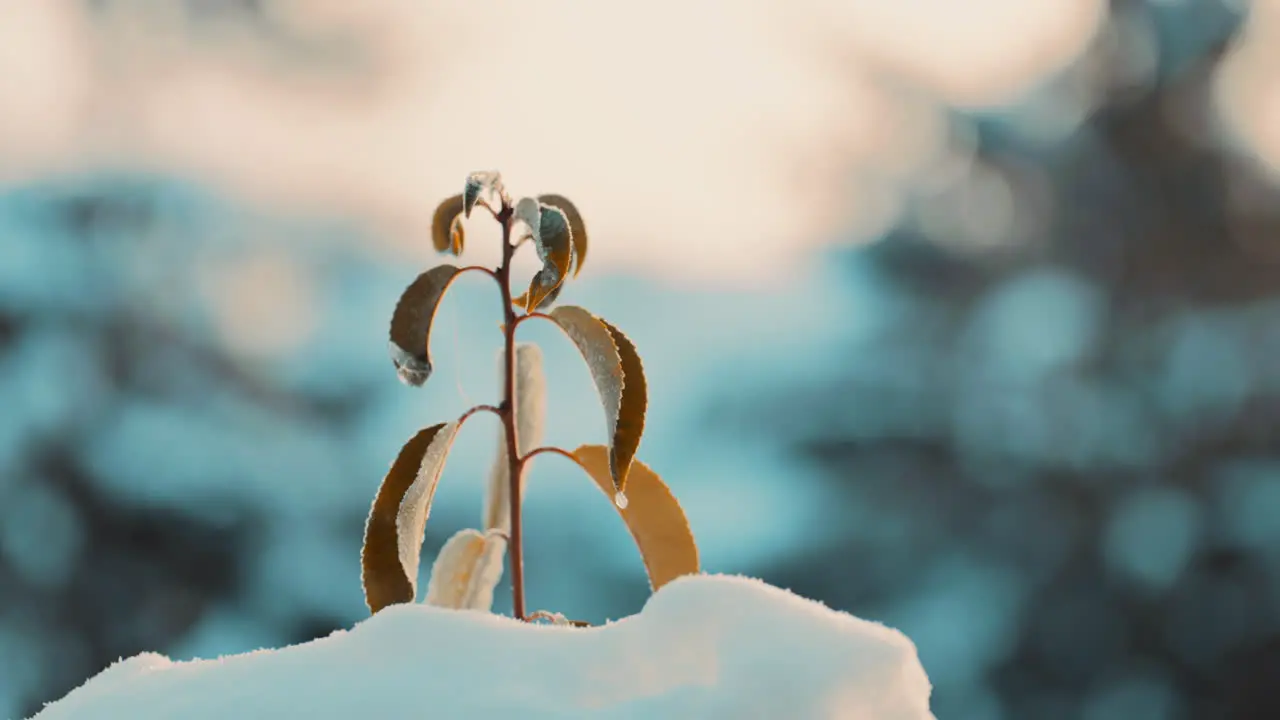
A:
[3, 1, 1279, 718]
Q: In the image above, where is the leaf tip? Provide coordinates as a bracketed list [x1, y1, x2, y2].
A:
[389, 342, 432, 387]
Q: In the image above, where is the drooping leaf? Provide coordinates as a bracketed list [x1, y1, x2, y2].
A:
[537, 204, 573, 278]
[545, 305, 622, 458]
[518, 204, 573, 311]
[537, 194, 588, 277]
[388, 264, 461, 386]
[484, 344, 546, 533]
[571, 444, 699, 590]
[424, 528, 507, 611]
[545, 306, 647, 492]
[600, 318, 647, 491]
[361, 423, 451, 613]
[395, 421, 462, 601]
[431, 193, 465, 255]
[449, 214, 465, 255]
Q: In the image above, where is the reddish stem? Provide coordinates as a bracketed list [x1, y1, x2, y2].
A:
[494, 204, 528, 621]
[456, 404, 501, 427]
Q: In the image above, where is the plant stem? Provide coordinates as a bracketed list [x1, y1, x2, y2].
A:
[495, 205, 527, 621]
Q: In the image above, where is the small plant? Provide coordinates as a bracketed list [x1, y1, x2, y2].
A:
[361, 170, 700, 621]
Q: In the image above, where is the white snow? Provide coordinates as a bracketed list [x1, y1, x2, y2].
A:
[32, 574, 933, 720]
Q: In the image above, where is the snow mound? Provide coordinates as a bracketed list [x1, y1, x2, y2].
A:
[32, 574, 933, 719]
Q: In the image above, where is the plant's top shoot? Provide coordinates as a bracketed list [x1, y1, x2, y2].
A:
[362, 171, 699, 623]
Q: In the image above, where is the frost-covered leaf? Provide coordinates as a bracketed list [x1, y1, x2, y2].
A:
[537, 194, 588, 278]
[511, 280, 564, 311]
[600, 318, 647, 491]
[512, 197, 542, 247]
[388, 264, 461, 387]
[431, 194, 466, 255]
[394, 421, 462, 601]
[571, 444, 699, 590]
[546, 306, 647, 492]
[362, 423, 453, 613]
[537, 205, 573, 278]
[463, 170, 505, 218]
[484, 344, 546, 533]
[518, 205, 573, 311]
[424, 528, 508, 611]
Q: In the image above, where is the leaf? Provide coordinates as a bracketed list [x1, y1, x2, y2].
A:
[511, 280, 563, 311]
[388, 264, 460, 387]
[484, 343, 546, 533]
[395, 421, 462, 600]
[449, 214, 465, 255]
[361, 422, 459, 613]
[424, 528, 508, 611]
[512, 197, 542, 247]
[463, 177, 482, 218]
[571, 444, 699, 590]
[537, 194, 588, 278]
[545, 306, 648, 492]
[463, 170, 504, 218]
[518, 205, 573, 311]
[600, 318, 647, 491]
[431, 194, 466, 255]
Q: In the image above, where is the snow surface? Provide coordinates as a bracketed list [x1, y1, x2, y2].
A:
[32, 574, 933, 720]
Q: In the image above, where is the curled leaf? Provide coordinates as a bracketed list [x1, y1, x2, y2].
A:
[545, 306, 647, 492]
[571, 444, 699, 590]
[431, 194, 466, 255]
[362, 422, 456, 613]
[484, 343, 547, 533]
[463, 170, 504, 217]
[388, 264, 461, 387]
[449, 214, 465, 255]
[424, 528, 508, 611]
[600, 318, 647, 491]
[519, 205, 573, 311]
[512, 279, 564, 311]
[537, 194, 588, 277]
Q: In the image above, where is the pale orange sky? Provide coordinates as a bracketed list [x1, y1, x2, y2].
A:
[0, 0, 1123, 286]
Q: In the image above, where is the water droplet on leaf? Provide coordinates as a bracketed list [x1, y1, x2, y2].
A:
[614, 491, 629, 510]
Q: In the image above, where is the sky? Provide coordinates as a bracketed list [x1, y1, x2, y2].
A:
[0, 0, 1110, 285]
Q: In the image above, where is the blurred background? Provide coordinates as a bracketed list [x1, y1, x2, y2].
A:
[2, 0, 1279, 718]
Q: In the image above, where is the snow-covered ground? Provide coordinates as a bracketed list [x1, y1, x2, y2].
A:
[31, 575, 934, 720]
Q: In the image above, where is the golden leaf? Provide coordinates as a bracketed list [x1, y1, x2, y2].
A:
[571, 445, 699, 590]
[518, 205, 573, 311]
[538, 194, 588, 278]
[424, 528, 507, 611]
[394, 421, 462, 599]
[431, 194, 465, 255]
[362, 423, 447, 613]
[545, 306, 647, 492]
[600, 318, 647, 492]
[388, 264, 461, 386]
[449, 214, 465, 255]
[511, 281, 563, 312]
